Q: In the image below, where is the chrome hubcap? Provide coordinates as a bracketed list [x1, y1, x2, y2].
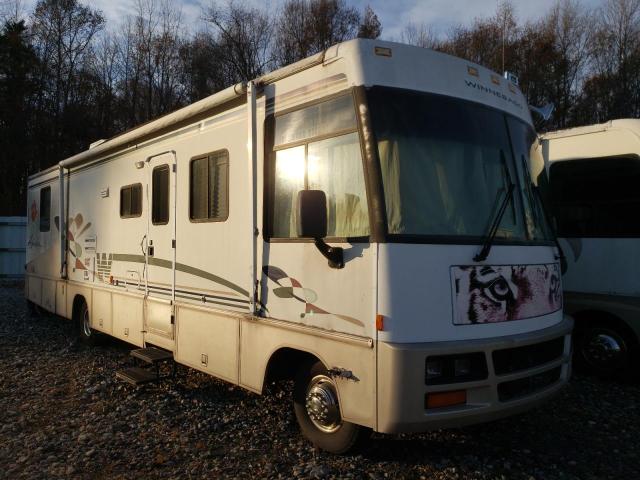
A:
[305, 375, 341, 433]
[583, 332, 625, 367]
[82, 309, 92, 338]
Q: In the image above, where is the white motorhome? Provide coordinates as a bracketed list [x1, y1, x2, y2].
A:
[538, 120, 640, 376]
[26, 39, 572, 453]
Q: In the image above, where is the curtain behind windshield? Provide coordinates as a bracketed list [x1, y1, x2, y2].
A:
[371, 88, 526, 240]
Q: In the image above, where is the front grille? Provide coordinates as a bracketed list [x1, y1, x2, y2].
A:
[498, 367, 561, 402]
[492, 337, 564, 375]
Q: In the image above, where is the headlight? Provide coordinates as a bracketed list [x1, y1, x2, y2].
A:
[425, 352, 488, 385]
[454, 358, 472, 377]
[426, 360, 443, 380]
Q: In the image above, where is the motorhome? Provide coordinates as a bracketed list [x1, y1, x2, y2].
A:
[25, 39, 572, 453]
[538, 120, 640, 376]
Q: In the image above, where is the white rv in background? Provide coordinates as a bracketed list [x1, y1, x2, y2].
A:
[538, 120, 640, 376]
[26, 39, 572, 453]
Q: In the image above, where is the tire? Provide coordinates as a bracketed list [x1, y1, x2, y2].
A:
[76, 300, 101, 346]
[26, 300, 41, 318]
[293, 360, 363, 454]
[574, 321, 636, 378]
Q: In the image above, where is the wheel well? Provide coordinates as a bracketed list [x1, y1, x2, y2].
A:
[572, 309, 638, 346]
[72, 295, 87, 321]
[263, 348, 321, 388]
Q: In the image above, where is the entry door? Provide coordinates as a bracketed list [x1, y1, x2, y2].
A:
[144, 152, 177, 349]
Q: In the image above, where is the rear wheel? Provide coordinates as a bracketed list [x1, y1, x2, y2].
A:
[76, 300, 100, 346]
[293, 360, 363, 454]
[26, 300, 41, 318]
[575, 321, 635, 377]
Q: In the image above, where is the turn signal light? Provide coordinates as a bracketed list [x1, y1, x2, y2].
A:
[426, 390, 467, 409]
[376, 314, 384, 331]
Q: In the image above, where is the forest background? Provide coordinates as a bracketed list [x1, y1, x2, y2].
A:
[1, 0, 638, 214]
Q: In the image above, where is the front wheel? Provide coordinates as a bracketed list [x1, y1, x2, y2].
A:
[575, 322, 635, 377]
[293, 360, 362, 454]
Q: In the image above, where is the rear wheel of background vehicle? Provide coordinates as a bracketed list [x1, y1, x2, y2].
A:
[76, 300, 100, 346]
[293, 360, 363, 454]
[574, 322, 635, 377]
[26, 300, 41, 317]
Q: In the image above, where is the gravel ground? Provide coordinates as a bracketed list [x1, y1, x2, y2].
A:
[1, 284, 639, 480]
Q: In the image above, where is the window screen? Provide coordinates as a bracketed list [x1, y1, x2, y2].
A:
[152, 164, 170, 225]
[270, 94, 369, 239]
[190, 150, 229, 221]
[120, 183, 142, 218]
[550, 156, 640, 237]
[39, 187, 51, 232]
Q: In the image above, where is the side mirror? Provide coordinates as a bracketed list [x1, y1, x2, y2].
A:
[296, 190, 344, 269]
[296, 190, 328, 239]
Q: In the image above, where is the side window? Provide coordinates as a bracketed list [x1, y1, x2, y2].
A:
[120, 183, 143, 218]
[270, 94, 369, 239]
[190, 150, 229, 222]
[152, 164, 170, 225]
[550, 156, 640, 237]
[39, 186, 51, 232]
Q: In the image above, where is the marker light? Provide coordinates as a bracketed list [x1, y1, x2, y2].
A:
[374, 46, 392, 57]
[426, 390, 467, 409]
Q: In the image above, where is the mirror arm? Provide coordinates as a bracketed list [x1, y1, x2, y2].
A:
[314, 239, 344, 269]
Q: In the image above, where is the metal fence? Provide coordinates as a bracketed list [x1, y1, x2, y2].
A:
[0, 217, 26, 278]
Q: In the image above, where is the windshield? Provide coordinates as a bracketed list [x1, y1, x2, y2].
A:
[367, 87, 553, 243]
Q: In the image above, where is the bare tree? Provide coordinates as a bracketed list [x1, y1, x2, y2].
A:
[400, 22, 438, 49]
[582, 0, 640, 119]
[31, 0, 104, 116]
[113, 0, 186, 127]
[180, 31, 228, 102]
[358, 5, 381, 39]
[30, 0, 104, 159]
[544, 0, 591, 127]
[90, 32, 119, 134]
[204, 0, 274, 82]
[0, 0, 25, 23]
[440, 1, 518, 73]
[275, 0, 361, 66]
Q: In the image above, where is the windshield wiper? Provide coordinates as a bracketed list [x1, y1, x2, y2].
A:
[474, 152, 515, 262]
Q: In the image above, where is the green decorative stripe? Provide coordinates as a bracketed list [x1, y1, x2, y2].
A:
[111, 253, 249, 298]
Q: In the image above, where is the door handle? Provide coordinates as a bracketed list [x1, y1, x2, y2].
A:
[148, 246, 154, 257]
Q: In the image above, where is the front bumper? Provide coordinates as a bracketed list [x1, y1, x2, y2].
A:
[376, 315, 573, 433]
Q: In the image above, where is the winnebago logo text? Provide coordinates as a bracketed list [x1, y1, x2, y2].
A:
[464, 80, 524, 110]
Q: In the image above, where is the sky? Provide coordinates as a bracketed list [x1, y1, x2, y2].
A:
[17, 0, 605, 40]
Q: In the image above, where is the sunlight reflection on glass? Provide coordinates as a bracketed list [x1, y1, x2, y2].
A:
[276, 146, 305, 185]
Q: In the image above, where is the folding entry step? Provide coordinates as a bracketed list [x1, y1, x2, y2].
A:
[130, 347, 173, 364]
[115, 347, 175, 386]
[116, 367, 159, 386]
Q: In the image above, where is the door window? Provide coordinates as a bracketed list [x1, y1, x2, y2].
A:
[39, 186, 51, 232]
[152, 164, 170, 225]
